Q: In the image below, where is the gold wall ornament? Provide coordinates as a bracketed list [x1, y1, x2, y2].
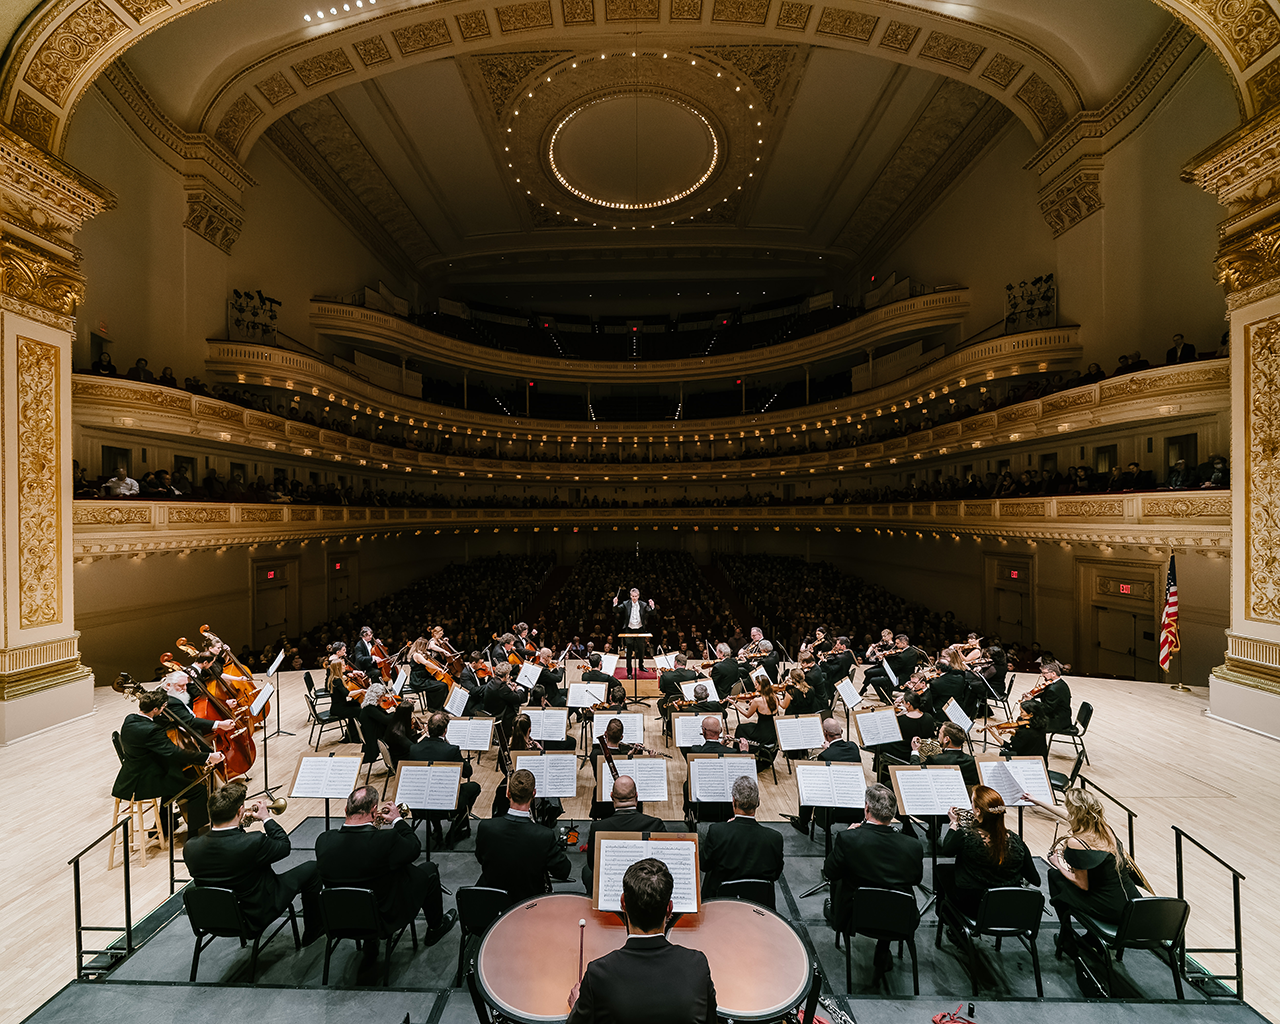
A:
[72, 505, 153, 525]
[1246, 313, 1280, 623]
[1098, 364, 1228, 400]
[816, 7, 877, 41]
[353, 35, 394, 66]
[776, 2, 811, 31]
[1056, 499, 1124, 517]
[1042, 390, 1095, 412]
[604, 0, 658, 20]
[701, 45, 794, 107]
[1142, 496, 1232, 518]
[1189, 0, 1280, 70]
[183, 183, 243, 253]
[670, 0, 703, 19]
[495, 1, 554, 32]
[1216, 224, 1280, 295]
[391, 20, 452, 56]
[981, 53, 1023, 89]
[10, 92, 57, 151]
[117, 0, 171, 22]
[72, 378, 189, 408]
[455, 12, 492, 40]
[293, 49, 356, 88]
[711, 0, 770, 26]
[1016, 72, 1069, 137]
[474, 52, 564, 117]
[0, 240, 83, 314]
[1037, 165, 1103, 238]
[256, 72, 296, 106]
[918, 31, 985, 72]
[23, 0, 130, 106]
[240, 507, 285, 522]
[168, 506, 231, 524]
[17, 337, 62, 628]
[999, 502, 1045, 517]
[878, 21, 919, 54]
[561, 0, 595, 25]
[213, 94, 263, 153]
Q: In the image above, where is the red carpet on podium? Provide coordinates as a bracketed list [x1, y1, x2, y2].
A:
[613, 667, 657, 680]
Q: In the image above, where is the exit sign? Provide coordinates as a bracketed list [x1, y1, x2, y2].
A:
[1119, 583, 1131, 594]
[333, 561, 342, 570]
[1009, 569, 1019, 579]
[266, 570, 275, 580]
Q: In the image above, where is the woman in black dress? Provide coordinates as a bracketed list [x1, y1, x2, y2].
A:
[734, 677, 789, 766]
[940, 785, 1040, 916]
[326, 642, 360, 742]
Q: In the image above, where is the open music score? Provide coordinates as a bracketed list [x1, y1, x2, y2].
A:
[443, 683, 470, 718]
[835, 679, 859, 711]
[445, 717, 494, 752]
[513, 752, 578, 798]
[391, 761, 463, 810]
[599, 653, 620, 677]
[943, 698, 974, 733]
[653, 653, 676, 671]
[976, 756, 1053, 808]
[749, 665, 770, 688]
[680, 681, 706, 700]
[795, 761, 867, 809]
[516, 661, 543, 689]
[289, 753, 362, 799]
[593, 832, 700, 914]
[774, 714, 824, 752]
[592, 712, 644, 744]
[596, 756, 669, 803]
[853, 707, 903, 747]
[888, 765, 971, 816]
[524, 707, 569, 741]
[672, 713, 708, 747]
[687, 753, 756, 803]
[567, 682, 608, 708]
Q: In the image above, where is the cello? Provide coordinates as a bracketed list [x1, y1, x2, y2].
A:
[200, 625, 270, 725]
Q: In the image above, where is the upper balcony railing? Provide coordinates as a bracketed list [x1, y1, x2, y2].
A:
[309, 290, 973, 384]
[70, 492, 1232, 560]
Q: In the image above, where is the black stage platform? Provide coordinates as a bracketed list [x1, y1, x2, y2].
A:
[27, 815, 1264, 1024]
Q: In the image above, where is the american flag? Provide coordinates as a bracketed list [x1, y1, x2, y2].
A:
[1159, 556, 1180, 671]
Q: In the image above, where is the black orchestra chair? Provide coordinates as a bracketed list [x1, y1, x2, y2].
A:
[320, 886, 418, 987]
[1073, 897, 1191, 999]
[306, 692, 344, 751]
[837, 887, 921, 994]
[936, 886, 1045, 997]
[303, 671, 330, 718]
[1049, 751, 1086, 800]
[183, 885, 300, 983]
[453, 886, 511, 986]
[717, 878, 777, 911]
[1048, 701, 1093, 765]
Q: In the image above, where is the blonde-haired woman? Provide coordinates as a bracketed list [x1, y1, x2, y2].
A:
[1023, 788, 1139, 956]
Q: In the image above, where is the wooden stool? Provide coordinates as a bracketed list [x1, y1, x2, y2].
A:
[107, 797, 168, 869]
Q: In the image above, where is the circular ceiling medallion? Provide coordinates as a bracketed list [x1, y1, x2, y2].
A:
[548, 93, 719, 210]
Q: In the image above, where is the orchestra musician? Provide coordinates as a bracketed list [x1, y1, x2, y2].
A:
[474, 768, 571, 908]
[700, 775, 784, 900]
[315, 785, 458, 975]
[513, 621, 538, 652]
[1000, 705, 1049, 762]
[784, 667, 822, 718]
[580, 652, 616, 689]
[356, 671, 396, 764]
[880, 686, 937, 766]
[532, 647, 567, 707]
[864, 629, 896, 665]
[407, 711, 482, 848]
[1022, 661, 1072, 732]
[425, 625, 456, 664]
[681, 716, 748, 831]
[798, 651, 829, 710]
[613, 588, 657, 676]
[454, 651, 488, 717]
[113, 689, 224, 836]
[481, 661, 527, 733]
[350, 626, 378, 678]
[567, 858, 716, 1024]
[787, 717, 863, 834]
[658, 653, 704, 718]
[581, 775, 665, 894]
[820, 635, 855, 697]
[489, 632, 519, 667]
[927, 647, 974, 719]
[406, 637, 449, 712]
[326, 641, 360, 742]
[182, 781, 323, 946]
[159, 670, 235, 737]
[733, 675, 789, 764]
[709, 643, 739, 700]
[940, 786, 1041, 918]
[910, 722, 979, 785]
[860, 633, 921, 704]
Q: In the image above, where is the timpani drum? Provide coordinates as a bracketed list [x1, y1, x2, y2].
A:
[474, 894, 813, 1022]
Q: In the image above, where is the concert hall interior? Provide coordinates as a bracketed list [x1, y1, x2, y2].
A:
[2, 0, 1280, 1020]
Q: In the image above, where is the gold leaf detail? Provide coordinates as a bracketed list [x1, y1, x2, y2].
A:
[495, 1, 554, 31]
[353, 35, 393, 66]
[168, 507, 230, 524]
[815, 7, 876, 41]
[455, 12, 492, 39]
[213, 94, 263, 152]
[711, 0, 769, 25]
[561, 0, 594, 23]
[292, 48, 355, 87]
[1191, 0, 1280, 69]
[981, 52, 1023, 88]
[117, 0, 170, 22]
[10, 92, 56, 150]
[919, 30, 984, 71]
[878, 20, 918, 53]
[23, 0, 129, 105]
[257, 72, 296, 106]
[604, 0, 658, 19]
[17, 337, 61, 627]
[1246, 313, 1280, 621]
[392, 19, 452, 54]
[776, 1, 810, 29]
[670, 0, 703, 19]
[1016, 71, 1068, 136]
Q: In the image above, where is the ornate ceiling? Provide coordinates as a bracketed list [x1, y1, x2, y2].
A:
[0, 0, 1259, 309]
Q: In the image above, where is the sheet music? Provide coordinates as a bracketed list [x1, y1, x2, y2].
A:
[513, 753, 579, 798]
[835, 679, 858, 711]
[600, 653, 620, 676]
[894, 767, 971, 816]
[654, 653, 675, 671]
[598, 756, 669, 803]
[445, 717, 494, 751]
[596, 839, 698, 913]
[567, 682, 607, 708]
[680, 681, 702, 700]
[443, 684, 469, 718]
[689, 756, 754, 803]
[290, 755, 362, 799]
[516, 661, 542, 689]
[526, 707, 568, 741]
[592, 712, 644, 743]
[978, 758, 1053, 808]
[883, 659, 898, 687]
[749, 665, 769, 687]
[943, 698, 974, 733]
[854, 708, 903, 747]
[393, 764, 462, 810]
[394, 665, 410, 694]
[774, 715, 824, 751]
[795, 762, 867, 807]
[250, 683, 273, 718]
[673, 714, 706, 747]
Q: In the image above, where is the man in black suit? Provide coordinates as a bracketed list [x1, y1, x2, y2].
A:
[533, 647, 567, 706]
[700, 776, 784, 899]
[582, 775, 666, 893]
[482, 662, 527, 733]
[819, 637, 854, 705]
[861, 634, 920, 704]
[580, 652, 616, 691]
[455, 652, 488, 717]
[475, 768, 571, 907]
[613, 587, 656, 676]
[567, 858, 715, 1024]
[709, 643, 739, 700]
[788, 718, 864, 834]
[315, 785, 457, 969]
[823, 782, 924, 977]
[406, 711, 482, 847]
[1166, 333, 1198, 364]
[489, 632, 519, 668]
[659, 652, 704, 699]
[681, 716, 748, 830]
[183, 781, 323, 943]
[1021, 660, 1072, 732]
[350, 626, 378, 678]
[159, 670, 235, 738]
[113, 689, 224, 835]
[910, 721, 979, 786]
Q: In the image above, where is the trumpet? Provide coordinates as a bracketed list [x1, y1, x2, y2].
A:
[252, 796, 289, 818]
[373, 802, 413, 827]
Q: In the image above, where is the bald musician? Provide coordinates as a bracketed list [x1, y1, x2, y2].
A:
[582, 775, 666, 893]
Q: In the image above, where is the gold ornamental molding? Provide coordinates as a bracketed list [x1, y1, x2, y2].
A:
[16, 337, 62, 629]
[0, 634, 85, 701]
[1244, 312, 1280, 625]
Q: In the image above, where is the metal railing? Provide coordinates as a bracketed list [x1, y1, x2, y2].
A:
[1078, 775, 1137, 857]
[1173, 826, 1246, 1000]
[69, 819, 134, 978]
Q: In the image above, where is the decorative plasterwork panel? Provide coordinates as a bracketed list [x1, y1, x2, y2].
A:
[1142, 495, 1232, 517]
[1246, 313, 1280, 623]
[1038, 164, 1103, 238]
[1041, 390, 1095, 412]
[981, 53, 1023, 89]
[604, 0, 659, 19]
[776, 2, 810, 30]
[700, 45, 793, 107]
[213, 94, 263, 153]
[23, 0, 129, 106]
[353, 35, 394, 66]
[293, 49, 356, 87]
[392, 20, 452, 55]
[878, 21, 918, 54]
[183, 180, 243, 253]
[73, 504, 153, 525]
[1016, 72, 1068, 137]
[10, 93, 56, 151]
[495, 1, 554, 32]
[918, 31, 984, 71]
[456, 12, 492, 40]
[169, 506, 231, 524]
[0, 237, 83, 314]
[670, 0, 703, 19]
[475, 52, 568, 117]
[256, 72, 296, 106]
[1098, 363, 1228, 399]
[17, 337, 61, 628]
[815, 7, 876, 41]
[561, 0, 595, 25]
[1056, 499, 1123, 517]
[711, 0, 770, 26]
[118, 0, 170, 20]
[1188, 0, 1280, 70]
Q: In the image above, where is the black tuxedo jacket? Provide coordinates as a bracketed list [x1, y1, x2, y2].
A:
[701, 815, 784, 897]
[475, 812, 571, 906]
[615, 601, 655, 632]
[824, 822, 923, 929]
[165, 694, 219, 735]
[1035, 678, 1073, 732]
[567, 934, 716, 1024]
[821, 738, 862, 765]
[407, 735, 472, 778]
[112, 712, 208, 800]
[183, 820, 296, 933]
[585, 807, 666, 874]
[482, 680, 527, 729]
[458, 666, 483, 694]
[914, 747, 980, 787]
[315, 819, 423, 927]
[1166, 342, 1198, 364]
[350, 639, 377, 677]
[821, 651, 854, 685]
[659, 666, 702, 697]
[710, 659, 739, 699]
[884, 647, 921, 681]
[928, 670, 967, 716]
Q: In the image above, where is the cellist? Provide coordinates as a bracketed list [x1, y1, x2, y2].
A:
[159, 670, 235, 738]
[351, 626, 379, 679]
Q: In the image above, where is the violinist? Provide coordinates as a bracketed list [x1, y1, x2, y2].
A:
[406, 637, 449, 711]
[481, 661, 527, 733]
[707, 642, 739, 700]
[113, 689, 224, 837]
[159, 670, 235, 737]
[733, 676, 789, 766]
[532, 647, 567, 707]
[581, 652, 616, 688]
[382, 700, 418, 768]
[326, 641, 360, 743]
[407, 711, 482, 848]
[980, 637, 1009, 700]
[784, 667, 822, 717]
[798, 651, 830, 710]
[351, 626, 378, 679]
[357, 671, 396, 764]
[882, 686, 937, 765]
[864, 628, 895, 665]
[1021, 661, 1072, 732]
[819, 636, 854, 699]
[455, 651, 488, 716]
[927, 647, 972, 718]
[1000, 705, 1049, 762]
[861, 633, 920, 704]
[659, 652, 704, 699]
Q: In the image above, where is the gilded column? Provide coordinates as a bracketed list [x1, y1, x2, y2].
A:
[0, 125, 113, 741]
[1188, 107, 1280, 738]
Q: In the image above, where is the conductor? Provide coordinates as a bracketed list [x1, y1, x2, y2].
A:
[613, 588, 656, 677]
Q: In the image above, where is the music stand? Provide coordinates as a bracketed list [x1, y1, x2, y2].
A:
[264, 648, 293, 739]
[617, 632, 652, 707]
[248, 682, 278, 800]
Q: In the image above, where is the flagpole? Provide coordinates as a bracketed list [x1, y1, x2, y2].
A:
[1166, 550, 1191, 692]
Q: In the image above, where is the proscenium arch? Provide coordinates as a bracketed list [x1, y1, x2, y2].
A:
[8, 0, 1265, 163]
